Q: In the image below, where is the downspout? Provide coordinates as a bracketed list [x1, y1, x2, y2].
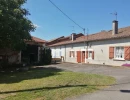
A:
[86, 28, 89, 63]
[83, 28, 86, 63]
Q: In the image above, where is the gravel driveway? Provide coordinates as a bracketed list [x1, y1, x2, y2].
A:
[44, 63, 130, 100]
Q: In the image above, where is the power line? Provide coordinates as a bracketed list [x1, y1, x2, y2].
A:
[48, 0, 84, 30]
[49, 0, 88, 57]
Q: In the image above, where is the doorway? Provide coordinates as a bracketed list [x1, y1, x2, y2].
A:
[77, 51, 87, 63]
[82, 51, 85, 63]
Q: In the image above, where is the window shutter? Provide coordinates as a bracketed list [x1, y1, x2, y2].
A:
[124, 46, 130, 60]
[92, 51, 94, 59]
[77, 51, 81, 63]
[86, 51, 88, 58]
[109, 47, 114, 59]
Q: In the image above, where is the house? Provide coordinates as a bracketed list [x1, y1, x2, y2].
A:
[22, 36, 46, 64]
[47, 20, 130, 66]
[0, 36, 46, 64]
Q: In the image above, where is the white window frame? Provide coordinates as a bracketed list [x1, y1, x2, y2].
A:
[88, 51, 92, 59]
[87, 49, 93, 60]
[70, 50, 75, 58]
[114, 46, 124, 60]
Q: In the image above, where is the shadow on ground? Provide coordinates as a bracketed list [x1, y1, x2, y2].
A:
[100, 89, 130, 93]
[0, 84, 93, 94]
[1, 84, 130, 94]
[120, 90, 130, 93]
[0, 66, 63, 84]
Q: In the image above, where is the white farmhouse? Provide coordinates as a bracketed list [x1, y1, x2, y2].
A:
[47, 20, 130, 66]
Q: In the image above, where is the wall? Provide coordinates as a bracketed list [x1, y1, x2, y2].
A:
[87, 38, 130, 66]
[65, 43, 85, 63]
[50, 42, 85, 63]
[50, 37, 130, 66]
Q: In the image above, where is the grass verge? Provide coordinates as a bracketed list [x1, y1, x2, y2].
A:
[0, 67, 115, 100]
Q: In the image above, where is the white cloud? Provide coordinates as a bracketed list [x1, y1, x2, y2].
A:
[33, 24, 41, 28]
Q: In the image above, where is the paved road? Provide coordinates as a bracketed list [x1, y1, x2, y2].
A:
[45, 63, 130, 100]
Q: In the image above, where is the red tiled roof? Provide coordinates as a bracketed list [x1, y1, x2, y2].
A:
[48, 26, 130, 47]
[47, 33, 84, 46]
[31, 36, 46, 43]
[48, 36, 65, 42]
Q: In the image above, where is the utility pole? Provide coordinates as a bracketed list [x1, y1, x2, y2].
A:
[83, 28, 86, 49]
[49, 0, 88, 63]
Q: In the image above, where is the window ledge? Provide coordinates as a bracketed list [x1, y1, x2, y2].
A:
[113, 58, 125, 61]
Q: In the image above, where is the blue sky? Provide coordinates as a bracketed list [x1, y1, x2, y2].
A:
[24, 0, 130, 40]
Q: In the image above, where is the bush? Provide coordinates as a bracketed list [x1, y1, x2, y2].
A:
[40, 48, 52, 65]
[0, 60, 9, 69]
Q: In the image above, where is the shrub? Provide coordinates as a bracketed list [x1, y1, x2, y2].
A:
[39, 48, 52, 65]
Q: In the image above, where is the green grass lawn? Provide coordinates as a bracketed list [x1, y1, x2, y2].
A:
[0, 67, 115, 100]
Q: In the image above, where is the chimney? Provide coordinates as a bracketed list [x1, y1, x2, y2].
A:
[112, 20, 118, 35]
[71, 33, 76, 41]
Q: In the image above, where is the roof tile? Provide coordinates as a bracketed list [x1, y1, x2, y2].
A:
[31, 36, 46, 43]
[48, 26, 130, 47]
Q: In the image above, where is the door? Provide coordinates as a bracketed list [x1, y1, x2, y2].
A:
[77, 51, 81, 63]
[82, 51, 85, 63]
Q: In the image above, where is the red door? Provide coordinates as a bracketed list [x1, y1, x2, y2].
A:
[82, 51, 85, 63]
[77, 51, 81, 63]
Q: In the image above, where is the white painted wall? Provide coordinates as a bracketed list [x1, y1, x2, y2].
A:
[87, 38, 130, 66]
[50, 43, 85, 63]
[50, 38, 130, 66]
[51, 47, 55, 58]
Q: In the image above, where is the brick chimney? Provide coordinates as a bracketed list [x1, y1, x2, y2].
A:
[112, 20, 118, 35]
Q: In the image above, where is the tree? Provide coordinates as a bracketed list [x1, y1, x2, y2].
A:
[40, 48, 52, 65]
[0, 0, 35, 51]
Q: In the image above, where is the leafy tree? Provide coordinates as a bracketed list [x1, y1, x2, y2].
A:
[0, 0, 35, 51]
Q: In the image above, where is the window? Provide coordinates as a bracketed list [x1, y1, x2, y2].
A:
[114, 47, 124, 59]
[88, 51, 92, 59]
[87, 49, 94, 59]
[70, 51, 75, 58]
